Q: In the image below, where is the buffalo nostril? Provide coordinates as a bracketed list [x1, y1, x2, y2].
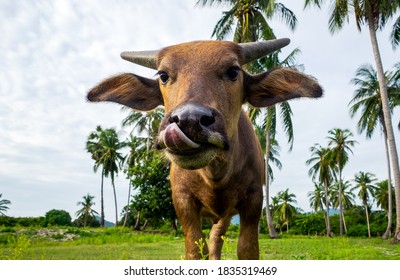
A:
[200, 115, 215, 127]
[169, 115, 179, 124]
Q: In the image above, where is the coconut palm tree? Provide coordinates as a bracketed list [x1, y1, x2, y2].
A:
[349, 63, 400, 238]
[101, 128, 126, 226]
[86, 126, 126, 226]
[122, 108, 164, 154]
[86, 125, 107, 227]
[254, 123, 282, 181]
[246, 47, 302, 239]
[122, 135, 147, 227]
[305, 0, 400, 243]
[331, 179, 355, 234]
[76, 194, 98, 227]
[0, 194, 11, 216]
[327, 128, 357, 236]
[352, 171, 378, 238]
[275, 188, 298, 233]
[308, 182, 326, 213]
[197, 0, 297, 42]
[306, 144, 336, 236]
[122, 108, 164, 228]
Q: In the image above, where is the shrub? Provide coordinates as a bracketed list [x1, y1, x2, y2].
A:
[0, 216, 17, 227]
[292, 212, 326, 235]
[44, 209, 72, 227]
[16, 217, 45, 227]
[346, 224, 368, 237]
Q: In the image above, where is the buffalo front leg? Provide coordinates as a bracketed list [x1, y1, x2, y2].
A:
[237, 193, 262, 260]
[173, 191, 207, 259]
[209, 217, 231, 260]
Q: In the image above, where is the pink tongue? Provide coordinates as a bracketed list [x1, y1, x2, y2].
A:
[163, 123, 200, 150]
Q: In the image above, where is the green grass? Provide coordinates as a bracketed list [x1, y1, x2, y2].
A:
[1, 227, 399, 260]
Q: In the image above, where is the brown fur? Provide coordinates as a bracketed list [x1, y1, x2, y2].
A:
[87, 40, 322, 260]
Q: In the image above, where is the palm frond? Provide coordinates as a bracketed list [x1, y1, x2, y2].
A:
[392, 16, 400, 49]
[279, 101, 294, 150]
[212, 9, 236, 40]
[327, 0, 350, 34]
[273, 2, 297, 31]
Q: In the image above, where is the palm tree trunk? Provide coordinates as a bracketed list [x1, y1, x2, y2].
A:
[142, 219, 149, 230]
[324, 179, 332, 237]
[265, 127, 278, 238]
[338, 169, 343, 237]
[342, 211, 347, 234]
[367, 15, 400, 243]
[382, 134, 393, 239]
[100, 169, 105, 227]
[111, 177, 118, 226]
[133, 212, 141, 230]
[123, 182, 132, 227]
[365, 203, 371, 238]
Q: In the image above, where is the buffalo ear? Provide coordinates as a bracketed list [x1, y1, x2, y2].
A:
[87, 73, 163, 111]
[245, 68, 323, 107]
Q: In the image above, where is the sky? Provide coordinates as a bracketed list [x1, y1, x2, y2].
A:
[0, 0, 399, 222]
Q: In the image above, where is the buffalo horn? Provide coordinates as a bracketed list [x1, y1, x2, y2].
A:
[120, 50, 159, 70]
[240, 38, 290, 64]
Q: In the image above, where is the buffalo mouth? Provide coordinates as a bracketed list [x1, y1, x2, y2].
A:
[155, 122, 228, 169]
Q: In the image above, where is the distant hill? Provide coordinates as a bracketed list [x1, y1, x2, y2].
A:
[95, 216, 115, 227]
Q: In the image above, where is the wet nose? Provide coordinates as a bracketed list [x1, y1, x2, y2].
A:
[168, 103, 215, 129]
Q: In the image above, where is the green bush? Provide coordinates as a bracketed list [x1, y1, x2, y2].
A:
[347, 224, 368, 237]
[0, 216, 17, 227]
[16, 217, 45, 227]
[292, 212, 326, 235]
[44, 209, 72, 227]
[0, 227, 16, 233]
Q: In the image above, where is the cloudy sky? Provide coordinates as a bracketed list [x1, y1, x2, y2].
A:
[1, 0, 399, 221]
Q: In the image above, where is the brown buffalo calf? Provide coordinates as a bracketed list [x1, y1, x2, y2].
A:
[88, 39, 322, 259]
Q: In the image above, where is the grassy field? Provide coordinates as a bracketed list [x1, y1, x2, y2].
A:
[1, 227, 399, 260]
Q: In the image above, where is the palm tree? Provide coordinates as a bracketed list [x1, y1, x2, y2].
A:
[352, 171, 378, 238]
[327, 128, 357, 236]
[122, 108, 164, 154]
[86, 126, 106, 227]
[122, 108, 164, 228]
[308, 182, 326, 213]
[254, 123, 282, 181]
[0, 194, 11, 216]
[275, 188, 298, 233]
[197, 0, 297, 42]
[123, 135, 146, 227]
[76, 194, 98, 227]
[86, 126, 126, 226]
[247, 47, 303, 238]
[101, 128, 126, 226]
[331, 180, 355, 234]
[305, 0, 400, 243]
[375, 180, 396, 237]
[349, 63, 400, 238]
[306, 144, 336, 236]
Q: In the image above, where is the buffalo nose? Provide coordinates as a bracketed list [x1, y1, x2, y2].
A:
[168, 103, 215, 129]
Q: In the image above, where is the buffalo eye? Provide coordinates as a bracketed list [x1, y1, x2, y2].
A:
[157, 71, 170, 84]
[226, 66, 241, 81]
